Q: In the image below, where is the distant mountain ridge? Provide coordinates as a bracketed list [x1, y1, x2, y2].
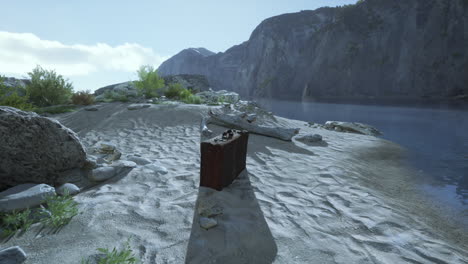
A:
[158, 0, 468, 102]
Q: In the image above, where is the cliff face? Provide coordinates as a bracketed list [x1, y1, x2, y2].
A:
[158, 0, 468, 101]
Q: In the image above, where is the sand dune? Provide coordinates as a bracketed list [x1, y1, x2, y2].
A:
[2, 102, 466, 263]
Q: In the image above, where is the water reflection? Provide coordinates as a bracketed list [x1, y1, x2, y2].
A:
[258, 98, 468, 211]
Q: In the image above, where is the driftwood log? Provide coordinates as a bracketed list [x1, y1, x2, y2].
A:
[207, 109, 299, 141]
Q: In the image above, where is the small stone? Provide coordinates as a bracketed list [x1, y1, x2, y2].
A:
[246, 114, 257, 123]
[295, 134, 322, 143]
[104, 150, 122, 163]
[82, 158, 98, 170]
[126, 156, 151, 165]
[199, 217, 217, 230]
[84, 106, 99, 111]
[98, 142, 117, 154]
[56, 183, 80, 196]
[111, 160, 137, 169]
[127, 104, 151, 110]
[0, 184, 56, 212]
[90, 167, 117, 181]
[144, 163, 168, 175]
[199, 206, 223, 217]
[0, 246, 27, 264]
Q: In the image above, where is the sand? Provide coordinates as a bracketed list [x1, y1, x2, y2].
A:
[1, 102, 467, 263]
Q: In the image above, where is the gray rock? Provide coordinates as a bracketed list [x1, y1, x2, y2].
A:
[246, 114, 257, 123]
[90, 167, 117, 181]
[56, 183, 80, 196]
[0, 184, 56, 212]
[127, 104, 151, 110]
[0, 107, 87, 191]
[96, 142, 117, 154]
[295, 133, 323, 143]
[324, 121, 382, 136]
[111, 160, 137, 169]
[144, 163, 168, 175]
[84, 106, 99, 111]
[199, 217, 217, 230]
[0, 246, 27, 264]
[126, 156, 151, 165]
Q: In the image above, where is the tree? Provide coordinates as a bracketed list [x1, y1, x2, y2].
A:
[26, 66, 74, 107]
[134, 65, 165, 99]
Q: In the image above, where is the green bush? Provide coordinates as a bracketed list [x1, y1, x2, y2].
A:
[72, 90, 95, 105]
[0, 75, 35, 111]
[164, 83, 185, 99]
[0, 92, 35, 111]
[134, 65, 165, 98]
[27, 66, 74, 107]
[181, 94, 202, 104]
[0, 208, 34, 237]
[40, 190, 79, 228]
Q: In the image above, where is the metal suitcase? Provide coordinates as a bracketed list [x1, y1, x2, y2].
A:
[200, 129, 249, 191]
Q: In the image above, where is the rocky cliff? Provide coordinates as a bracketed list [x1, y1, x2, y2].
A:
[158, 0, 468, 101]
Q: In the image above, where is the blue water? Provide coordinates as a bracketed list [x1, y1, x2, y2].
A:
[258, 99, 468, 213]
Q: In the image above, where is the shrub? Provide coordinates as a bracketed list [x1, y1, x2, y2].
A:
[134, 65, 165, 98]
[164, 83, 185, 99]
[72, 90, 95, 105]
[40, 190, 79, 228]
[26, 66, 74, 107]
[0, 75, 35, 111]
[0, 92, 35, 111]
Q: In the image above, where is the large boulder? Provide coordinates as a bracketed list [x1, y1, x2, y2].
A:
[0, 107, 87, 191]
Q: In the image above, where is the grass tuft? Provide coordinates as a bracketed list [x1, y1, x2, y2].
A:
[0, 208, 33, 237]
[81, 237, 138, 264]
[40, 190, 79, 228]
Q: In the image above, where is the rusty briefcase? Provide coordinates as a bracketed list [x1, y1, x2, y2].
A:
[200, 129, 249, 191]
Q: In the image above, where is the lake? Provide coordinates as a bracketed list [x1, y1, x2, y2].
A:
[258, 99, 468, 221]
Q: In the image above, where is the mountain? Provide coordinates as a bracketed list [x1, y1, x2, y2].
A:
[158, 0, 468, 102]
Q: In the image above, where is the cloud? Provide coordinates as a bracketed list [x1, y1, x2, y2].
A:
[0, 31, 168, 77]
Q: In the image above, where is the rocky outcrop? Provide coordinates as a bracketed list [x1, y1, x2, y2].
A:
[158, 0, 468, 102]
[93, 74, 211, 99]
[0, 107, 87, 191]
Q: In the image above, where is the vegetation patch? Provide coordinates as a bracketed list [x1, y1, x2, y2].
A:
[40, 191, 79, 228]
[0, 209, 34, 237]
[0, 191, 79, 238]
[81, 238, 138, 264]
[72, 90, 95, 105]
[27, 66, 74, 107]
[134, 65, 165, 99]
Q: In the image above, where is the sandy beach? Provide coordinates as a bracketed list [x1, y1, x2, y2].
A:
[2, 102, 467, 263]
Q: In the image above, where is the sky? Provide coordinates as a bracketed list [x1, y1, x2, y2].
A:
[0, 0, 357, 92]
